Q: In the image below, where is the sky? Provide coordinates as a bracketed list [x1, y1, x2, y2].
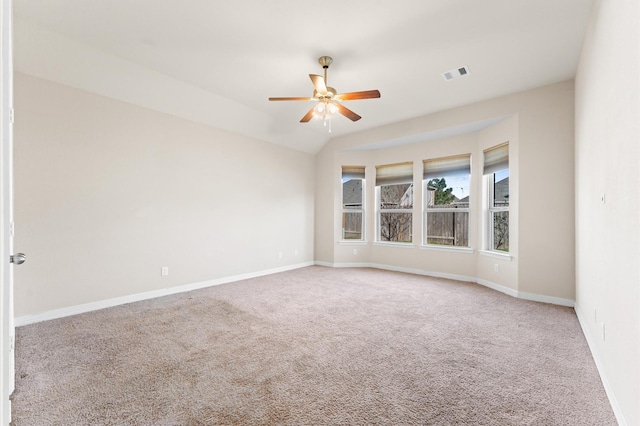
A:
[445, 175, 470, 199]
[438, 168, 508, 199]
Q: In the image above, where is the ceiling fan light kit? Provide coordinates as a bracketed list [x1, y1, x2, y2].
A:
[269, 56, 381, 133]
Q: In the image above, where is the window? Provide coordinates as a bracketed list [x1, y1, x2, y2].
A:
[376, 162, 413, 243]
[341, 166, 365, 240]
[423, 154, 471, 247]
[484, 143, 509, 252]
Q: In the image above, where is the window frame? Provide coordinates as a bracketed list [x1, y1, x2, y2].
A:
[422, 155, 471, 249]
[423, 192, 470, 249]
[376, 182, 414, 244]
[374, 161, 414, 244]
[483, 143, 510, 253]
[486, 171, 509, 252]
[340, 168, 365, 242]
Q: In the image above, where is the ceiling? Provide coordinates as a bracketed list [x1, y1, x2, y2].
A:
[13, 0, 594, 154]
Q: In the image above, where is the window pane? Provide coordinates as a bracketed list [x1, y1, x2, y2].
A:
[380, 183, 413, 209]
[342, 212, 363, 240]
[342, 179, 363, 209]
[380, 212, 412, 242]
[425, 176, 470, 209]
[426, 211, 469, 247]
[493, 211, 509, 251]
[493, 170, 509, 208]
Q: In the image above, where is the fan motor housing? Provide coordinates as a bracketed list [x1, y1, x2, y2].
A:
[314, 87, 337, 99]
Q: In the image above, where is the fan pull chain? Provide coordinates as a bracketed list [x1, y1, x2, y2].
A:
[323, 114, 332, 133]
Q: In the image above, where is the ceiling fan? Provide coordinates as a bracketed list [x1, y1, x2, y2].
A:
[269, 56, 381, 131]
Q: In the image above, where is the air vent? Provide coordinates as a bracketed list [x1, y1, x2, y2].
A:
[442, 66, 470, 81]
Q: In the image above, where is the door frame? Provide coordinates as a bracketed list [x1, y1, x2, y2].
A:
[0, 0, 15, 424]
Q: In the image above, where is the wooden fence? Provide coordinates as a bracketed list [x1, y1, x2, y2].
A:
[342, 212, 363, 240]
[343, 210, 473, 247]
[426, 211, 469, 247]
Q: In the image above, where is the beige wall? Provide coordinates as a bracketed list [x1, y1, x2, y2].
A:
[14, 73, 315, 317]
[516, 85, 576, 300]
[575, 0, 640, 424]
[315, 81, 575, 303]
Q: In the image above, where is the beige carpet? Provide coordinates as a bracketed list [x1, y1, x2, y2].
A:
[11, 266, 616, 425]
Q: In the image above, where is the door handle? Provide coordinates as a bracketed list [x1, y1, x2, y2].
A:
[10, 253, 26, 265]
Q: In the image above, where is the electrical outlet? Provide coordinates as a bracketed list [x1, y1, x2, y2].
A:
[353, 248, 358, 255]
[278, 251, 282, 259]
[161, 267, 169, 276]
[294, 249, 298, 257]
[494, 263, 500, 272]
[601, 322, 606, 341]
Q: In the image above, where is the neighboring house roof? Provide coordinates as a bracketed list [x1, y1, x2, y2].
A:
[454, 195, 470, 208]
[495, 177, 509, 203]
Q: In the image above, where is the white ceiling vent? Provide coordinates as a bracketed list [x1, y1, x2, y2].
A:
[442, 66, 470, 81]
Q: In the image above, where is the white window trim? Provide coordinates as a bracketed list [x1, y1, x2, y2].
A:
[420, 245, 474, 254]
[376, 185, 414, 244]
[340, 177, 365, 242]
[338, 240, 368, 246]
[373, 241, 414, 248]
[479, 250, 512, 260]
[423, 205, 471, 248]
[423, 178, 471, 249]
[484, 173, 510, 253]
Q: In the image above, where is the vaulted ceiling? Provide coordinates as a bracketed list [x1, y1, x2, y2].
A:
[14, 0, 593, 153]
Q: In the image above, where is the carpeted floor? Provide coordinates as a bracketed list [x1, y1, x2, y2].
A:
[11, 266, 616, 425]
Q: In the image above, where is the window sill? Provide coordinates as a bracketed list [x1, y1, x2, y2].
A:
[420, 245, 474, 254]
[479, 250, 512, 261]
[338, 240, 368, 245]
[373, 241, 415, 248]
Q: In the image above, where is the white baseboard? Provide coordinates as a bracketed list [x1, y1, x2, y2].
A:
[364, 263, 477, 284]
[516, 290, 574, 307]
[316, 261, 475, 282]
[575, 304, 628, 426]
[15, 262, 314, 327]
[14, 261, 617, 424]
[15, 260, 574, 325]
[317, 261, 574, 307]
[476, 278, 519, 298]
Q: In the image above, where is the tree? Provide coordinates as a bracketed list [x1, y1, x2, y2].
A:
[427, 178, 455, 205]
[493, 212, 509, 251]
[379, 183, 413, 242]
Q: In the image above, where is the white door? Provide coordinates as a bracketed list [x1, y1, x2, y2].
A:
[0, 1, 15, 424]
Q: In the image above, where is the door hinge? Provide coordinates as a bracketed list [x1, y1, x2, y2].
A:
[9, 108, 14, 124]
[10, 222, 14, 237]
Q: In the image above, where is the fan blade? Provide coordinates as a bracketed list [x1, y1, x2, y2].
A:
[300, 106, 316, 123]
[336, 103, 362, 121]
[269, 97, 313, 101]
[335, 90, 381, 101]
[309, 74, 327, 94]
